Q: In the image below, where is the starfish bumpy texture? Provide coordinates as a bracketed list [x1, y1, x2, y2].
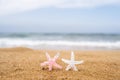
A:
[62, 51, 84, 71]
[41, 52, 62, 71]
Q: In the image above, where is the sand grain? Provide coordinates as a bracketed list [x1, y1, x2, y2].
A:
[0, 47, 120, 80]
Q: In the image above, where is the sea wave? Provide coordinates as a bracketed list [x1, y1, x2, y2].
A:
[0, 38, 120, 50]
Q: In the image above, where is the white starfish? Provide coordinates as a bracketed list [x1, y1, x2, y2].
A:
[62, 51, 84, 71]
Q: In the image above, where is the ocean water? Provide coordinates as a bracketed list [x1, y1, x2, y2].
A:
[0, 33, 120, 50]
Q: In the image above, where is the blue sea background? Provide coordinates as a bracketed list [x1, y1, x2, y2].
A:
[0, 33, 120, 50]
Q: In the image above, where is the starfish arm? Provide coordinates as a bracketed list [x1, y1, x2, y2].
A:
[53, 63, 62, 69]
[62, 59, 70, 64]
[71, 51, 75, 61]
[74, 60, 84, 64]
[48, 64, 52, 71]
[53, 53, 60, 60]
[41, 61, 49, 66]
[72, 65, 78, 71]
[66, 65, 71, 71]
[46, 52, 51, 60]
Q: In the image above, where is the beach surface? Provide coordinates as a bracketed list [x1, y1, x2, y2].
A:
[0, 47, 120, 80]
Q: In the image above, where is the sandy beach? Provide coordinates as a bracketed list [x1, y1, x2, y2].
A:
[0, 47, 120, 80]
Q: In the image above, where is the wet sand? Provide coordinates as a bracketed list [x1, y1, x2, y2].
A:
[0, 47, 120, 80]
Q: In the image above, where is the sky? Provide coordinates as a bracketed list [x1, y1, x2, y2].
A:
[0, 0, 120, 33]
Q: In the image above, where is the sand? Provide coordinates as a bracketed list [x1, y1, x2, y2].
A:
[0, 47, 120, 80]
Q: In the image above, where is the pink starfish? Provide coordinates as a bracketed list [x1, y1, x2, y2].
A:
[41, 52, 62, 71]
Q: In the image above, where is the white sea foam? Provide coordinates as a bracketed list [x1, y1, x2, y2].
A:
[0, 38, 120, 50]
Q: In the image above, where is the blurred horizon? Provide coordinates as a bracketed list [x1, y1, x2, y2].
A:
[0, 31, 120, 35]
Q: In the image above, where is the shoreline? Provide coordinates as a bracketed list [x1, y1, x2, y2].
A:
[0, 47, 120, 51]
[0, 47, 120, 80]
